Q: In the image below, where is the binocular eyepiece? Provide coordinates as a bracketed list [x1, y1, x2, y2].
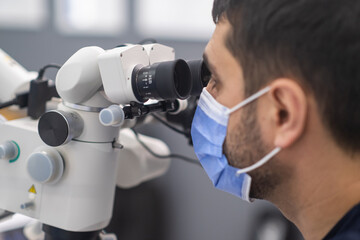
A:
[131, 59, 210, 102]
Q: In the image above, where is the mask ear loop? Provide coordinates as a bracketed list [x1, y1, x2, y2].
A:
[226, 86, 271, 115]
[236, 147, 282, 176]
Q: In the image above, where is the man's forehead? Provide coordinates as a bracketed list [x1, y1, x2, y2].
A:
[204, 20, 232, 68]
[213, 19, 231, 43]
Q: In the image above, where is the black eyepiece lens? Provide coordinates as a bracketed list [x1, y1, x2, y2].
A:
[132, 59, 192, 101]
[173, 60, 191, 98]
[187, 60, 211, 96]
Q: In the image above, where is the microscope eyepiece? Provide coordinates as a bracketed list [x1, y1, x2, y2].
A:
[187, 59, 211, 96]
[132, 59, 191, 102]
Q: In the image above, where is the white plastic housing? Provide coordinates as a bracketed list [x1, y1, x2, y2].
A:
[56, 46, 105, 104]
[0, 117, 119, 232]
[116, 129, 171, 188]
[0, 114, 171, 231]
[0, 49, 36, 103]
[143, 43, 175, 64]
[98, 45, 149, 104]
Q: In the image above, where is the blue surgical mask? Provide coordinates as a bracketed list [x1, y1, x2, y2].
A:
[191, 87, 281, 202]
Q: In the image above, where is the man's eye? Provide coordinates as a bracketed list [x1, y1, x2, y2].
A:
[206, 77, 219, 97]
[202, 73, 211, 87]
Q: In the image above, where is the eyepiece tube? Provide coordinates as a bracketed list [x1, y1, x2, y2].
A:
[132, 59, 192, 102]
[187, 60, 211, 96]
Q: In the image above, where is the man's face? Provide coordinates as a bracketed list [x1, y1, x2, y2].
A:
[203, 18, 284, 199]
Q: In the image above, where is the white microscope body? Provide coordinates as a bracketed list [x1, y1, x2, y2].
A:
[0, 44, 176, 233]
[0, 49, 37, 103]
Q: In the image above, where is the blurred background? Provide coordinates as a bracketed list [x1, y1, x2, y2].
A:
[0, 0, 303, 239]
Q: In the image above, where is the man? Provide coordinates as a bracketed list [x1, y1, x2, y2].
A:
[191, 0, 360, 239]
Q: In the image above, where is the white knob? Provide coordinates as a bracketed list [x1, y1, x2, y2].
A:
[0, 141, 19, 161]
[99, 105, 125, 127]
[168, 99, 188, 115]
[26, 147, 64, 184]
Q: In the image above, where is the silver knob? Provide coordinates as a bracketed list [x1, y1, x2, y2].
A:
[38, 110, 83, 147]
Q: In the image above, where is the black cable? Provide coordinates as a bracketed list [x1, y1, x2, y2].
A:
[0, 91, 29, 110]
[130, 128, 201, 167]
[0, 64, 62, 110]
[0, 99, 18, 109]
[36, 64, 62, 80]
[151, 114, 189, 136]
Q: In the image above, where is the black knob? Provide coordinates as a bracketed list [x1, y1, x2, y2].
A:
[38, 110, 83, 147]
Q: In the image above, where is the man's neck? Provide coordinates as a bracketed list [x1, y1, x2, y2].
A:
[270, 150, 360, 240]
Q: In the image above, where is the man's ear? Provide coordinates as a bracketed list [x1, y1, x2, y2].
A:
[268, 79, 308, 148]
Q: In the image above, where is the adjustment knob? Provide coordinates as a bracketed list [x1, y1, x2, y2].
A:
[38, 110, 83, 147]
[99, 105, 125, 127]
[0, 141, 19, 161]
[26, 147, 64, 184]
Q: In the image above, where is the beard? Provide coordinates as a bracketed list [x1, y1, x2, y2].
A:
[223, 103, 284, 200]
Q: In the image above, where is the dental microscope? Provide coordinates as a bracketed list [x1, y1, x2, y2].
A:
[0, 44, 209, 240]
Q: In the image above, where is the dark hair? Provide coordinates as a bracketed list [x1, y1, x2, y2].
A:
[212, 0, 360, 154]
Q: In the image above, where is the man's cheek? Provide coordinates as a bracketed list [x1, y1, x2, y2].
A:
[223, 121, 238, 163]
[227, 112, 240, 137]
